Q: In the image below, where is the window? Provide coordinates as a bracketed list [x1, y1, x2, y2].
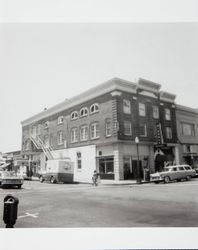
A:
[105, 119, 111, 137]
[71, 111, 78, 120]
[57, 131, 64, 145]
[32, 125, 37, 136]
[90, 103, 99, 114]
[44, 121, 49, 129]
[80, 107, 88, 117]
[181, 123, 195, 136]
[165, 108, 171, 120]
[124, 121, 132, 135]
[139, 124, 147, 137]
[57, 116, 64, 124]
[71, 128, 78, 143]
[90, 122, 99, 139]
[153, 106, 159, 119]
[123, 99, 131, 114]
[99, 157, 114, 175]
[80, 125, 88, 141]
[44, 135, 50, 147]
[166, 127, 172, 139]
[139, 103, 146, 116]
[178, 166, 185, 171]
[76, 152, 82, 169]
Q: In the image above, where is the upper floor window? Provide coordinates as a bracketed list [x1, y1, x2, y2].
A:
[71, 128, 78, 143]
[24, 139, 31, 151]
[32, 125, 37, 136]
[44, 121, 49, 129]
[90, 103, 99, 114]
[139, 103, 146, 116]
[124, 121, 132, 136]
[80, 125, 88, 141]
[57, 116, 64, 125]
[139, 124, 147, 137]
[37, 124, 41, 135]
[153, 106, 159, 119]
[123, 99, 131, 114]
[71, 111, 78, 120]
[165, 108, 171, 120]
[57, 131, 64, 145]
[181, 123, 195, 136]
[90, 122, 99, 139]
[166, 127, 172, 139]
[80, 107, 88, 117]
[105, 119, 112, 137]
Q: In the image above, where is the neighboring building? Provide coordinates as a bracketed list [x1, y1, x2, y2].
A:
[21, 77, 179, 182]
[176, 104, 198, 168]
[2, 150, 21, 171]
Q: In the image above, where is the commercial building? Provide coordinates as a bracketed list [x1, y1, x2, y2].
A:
[176, 105, 198, 167]
[21, 77, 179, 182]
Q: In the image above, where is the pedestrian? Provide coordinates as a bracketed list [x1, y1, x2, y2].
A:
[92, 170, 99, 186]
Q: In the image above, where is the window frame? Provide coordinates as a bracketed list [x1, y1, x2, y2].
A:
[123, 99, 131, 114]
[153, 105, 159, 119]
[57, 130, 64, 145]
[139, 103, 146, 117]
[105, 118, 112, 137]
[71, 111, 78, 120]
[57, 116, 64, 125]
[139, 124, 147, 137]
[124, 121, 132, 136]
[166, 127, 172, 139]
[80, 107, 88, 117]
[80, 125, 89, 141]
[70, 127, 78, 143]
[165, 108, 171, 121]
[90, 122, 100, 139]
[90, 103, 99, 114]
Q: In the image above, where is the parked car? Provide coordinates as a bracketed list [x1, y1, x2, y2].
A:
[194, 166, 198, 176]
[150, 165, 196, 184]
[0, 171, 24, 188]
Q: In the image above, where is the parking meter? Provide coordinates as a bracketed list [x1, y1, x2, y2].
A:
[3, 194, 19, 228]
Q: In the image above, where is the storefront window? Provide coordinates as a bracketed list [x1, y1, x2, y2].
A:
[98, 157, 114, 179]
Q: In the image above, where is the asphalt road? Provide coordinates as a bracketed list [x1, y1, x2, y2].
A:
[0, 178, 198, 228]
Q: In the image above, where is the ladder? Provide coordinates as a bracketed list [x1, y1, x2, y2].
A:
[30, 134, 54, 160]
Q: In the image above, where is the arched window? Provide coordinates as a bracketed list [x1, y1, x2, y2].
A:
[80, 107, 88, 117]
[57, 116, 64, 124]
[90, 103, 99, 114]
[71, 111, 78, 120]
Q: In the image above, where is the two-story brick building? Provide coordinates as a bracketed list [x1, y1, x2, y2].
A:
[176, 104, 198, 168]
[21, 77, 179, 182]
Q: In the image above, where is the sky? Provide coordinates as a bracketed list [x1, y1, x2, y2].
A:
[0, 22, 198, 153]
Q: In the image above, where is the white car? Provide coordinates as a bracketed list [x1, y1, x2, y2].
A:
[150, 165, 196, 184]
[0, 171, 24, 189]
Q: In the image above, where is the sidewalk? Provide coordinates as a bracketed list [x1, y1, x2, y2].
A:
[100, 179, 150, 186]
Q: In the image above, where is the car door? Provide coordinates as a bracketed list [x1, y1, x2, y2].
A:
[177, 166, 185, 179]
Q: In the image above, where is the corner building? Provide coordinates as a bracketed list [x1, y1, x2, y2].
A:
[21, 78, 179, 182]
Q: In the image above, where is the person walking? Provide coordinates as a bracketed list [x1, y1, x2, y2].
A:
[92, 170, 99, 186]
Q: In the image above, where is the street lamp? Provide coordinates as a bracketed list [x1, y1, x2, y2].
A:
[135, 136, 141, 184]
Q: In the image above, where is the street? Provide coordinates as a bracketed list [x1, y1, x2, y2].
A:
[0, 178, 198, 228]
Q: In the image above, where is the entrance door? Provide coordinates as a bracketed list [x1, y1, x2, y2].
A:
[132, 160, 143, 179]
[123, 157, 132, 180]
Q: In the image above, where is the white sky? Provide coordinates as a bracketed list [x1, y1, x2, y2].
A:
[1, 22, 198, 153]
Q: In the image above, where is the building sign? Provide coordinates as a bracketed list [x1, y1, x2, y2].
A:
[155, 123, 164, 145]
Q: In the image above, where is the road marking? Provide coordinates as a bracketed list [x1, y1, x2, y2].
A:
[18, 212, 39, 219]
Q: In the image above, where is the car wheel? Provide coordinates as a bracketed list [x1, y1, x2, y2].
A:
[39, 176, 44, 183]
[164, 176, 170, 184]
[154, 181, 159, 184]
[50, 176, 56, 184]
[17, 185, 22, 189]
[186, 175, 191, 181]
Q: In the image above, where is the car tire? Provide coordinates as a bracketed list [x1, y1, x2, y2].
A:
[50, 176, 56, 184]
[17, 185, 22, 189]
[39, 176, 44, 183]
[154, 181, 159, 184]
[186, 175, 191, 181]
[164, 176, 170, 184]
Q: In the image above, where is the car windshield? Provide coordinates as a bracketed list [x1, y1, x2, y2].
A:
[164, 167, 172, 172]
[2, 171, 17, 177]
